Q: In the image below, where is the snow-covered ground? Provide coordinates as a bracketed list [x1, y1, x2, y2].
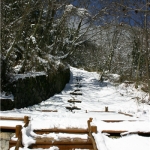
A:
[0, 66, 150, 150]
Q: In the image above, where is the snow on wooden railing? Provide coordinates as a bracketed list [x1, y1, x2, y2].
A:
[7, 116, 30, 150]
[87, 118, 98, 150]
[8, 117, 98, 149]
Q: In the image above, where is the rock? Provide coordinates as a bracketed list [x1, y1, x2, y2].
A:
[0, 98, 14, 111]
[0, 132, 15, 150]
[1, 64, 70, 110]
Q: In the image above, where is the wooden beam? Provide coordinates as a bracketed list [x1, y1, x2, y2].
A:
[33, 137, 92, 147]
[66, 106, 81, 111]
[118, 112, 133, 117]
[74, 89, 81, 92]
[34, 128, 88, 134]
[0, 116, 24, 121]
[40, 110, 57, 112]
[102, 120, 144, 122]
[70, 92, 82, 95]
[9, 140, 17, 148]
[87, 111, 115, 113]
[0, 126, 16, 130]
[68, 100, 82, 103]
[86, 110, 134, 118]
[30, 144, 93, 149]
[102, 130, 127, 134]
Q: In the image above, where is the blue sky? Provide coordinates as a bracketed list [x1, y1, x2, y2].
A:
[70, 0, 150, 28]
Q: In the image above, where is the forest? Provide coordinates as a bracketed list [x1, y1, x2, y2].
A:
[1, 0, 150, 100]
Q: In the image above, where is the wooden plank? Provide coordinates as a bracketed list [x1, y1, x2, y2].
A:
[34, 128, 88, 134]
[0, 126, 16, 130]
[9, 140, 17, 148]
[118, 112, 133, 117]
[102, 120, 144, 122]
[35, 137, 92, 144]
[0, 116, 24, 121]
[41, 110, 57, 112]
[66, 106, 81, 111]
[86, 110, 134, 118]
[87, 111, 116, 113]
[68, 100, 82, 103]
[74, 89, 81, 92]
[30, 144, 93, 149]
[102, 130, 127, 134]
[70, 92, 82, 95]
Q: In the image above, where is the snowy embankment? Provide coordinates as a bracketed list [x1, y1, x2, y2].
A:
[0, 66, 150, 150]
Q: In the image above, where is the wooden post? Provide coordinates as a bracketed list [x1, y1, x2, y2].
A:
[87, 118, 93, 132]
[105, 106, 108, 112]
[15, 126, 23, 150]
[15, 125, 22, 138]
[24, 116, 29, 127]
[24, 116, 29, 124]
[87, 118, 98, 150]
[91, 126, 97, 134]
[89, 118, 93, 122]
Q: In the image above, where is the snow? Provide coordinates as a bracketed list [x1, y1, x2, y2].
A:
[0, 92, 14, 101]
[9, 72, 46, 82]
[94, 133, 150, 150]
[92, 120, 150, 133]
[0, 66, 150, 150]
[10, 146, 59, 150]
[0, 120, 24, 127]
[65, 4, 90, 17]
[30, 35, 36, 44]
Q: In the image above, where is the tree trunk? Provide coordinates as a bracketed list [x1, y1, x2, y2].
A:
[144, 0, 150, 101]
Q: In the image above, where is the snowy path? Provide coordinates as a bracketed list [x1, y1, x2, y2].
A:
[1, 66, 150, 150]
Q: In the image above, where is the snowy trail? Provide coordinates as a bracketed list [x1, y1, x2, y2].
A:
[17, 67, 149, 115]
[1, 66, 150, 150]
